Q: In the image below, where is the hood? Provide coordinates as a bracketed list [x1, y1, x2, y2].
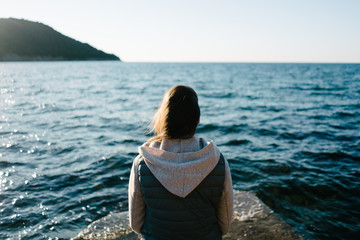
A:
[138, 136, 221, 198]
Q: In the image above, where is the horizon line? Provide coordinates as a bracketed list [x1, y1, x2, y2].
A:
[0, 60, 359, 64]
[123, 61, 360, 64]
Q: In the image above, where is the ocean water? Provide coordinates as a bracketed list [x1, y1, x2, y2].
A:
[0, 61, 359, 239]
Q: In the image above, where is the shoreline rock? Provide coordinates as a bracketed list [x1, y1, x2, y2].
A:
[72, 191, 303, 240]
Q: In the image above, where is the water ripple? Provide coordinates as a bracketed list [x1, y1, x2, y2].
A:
[0, 62, 359, 239]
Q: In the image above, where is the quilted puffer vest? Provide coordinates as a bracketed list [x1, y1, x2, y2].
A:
[138, 154, 225, 240]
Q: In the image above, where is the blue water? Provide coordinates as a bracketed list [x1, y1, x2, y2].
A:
[0, 62, 359, 239]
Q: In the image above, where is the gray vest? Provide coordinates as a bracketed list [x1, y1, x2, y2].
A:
[138, 154, 225, 240]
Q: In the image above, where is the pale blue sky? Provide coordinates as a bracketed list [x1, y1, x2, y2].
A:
[1, 0, 359, 62]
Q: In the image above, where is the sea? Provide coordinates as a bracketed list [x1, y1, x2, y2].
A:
[0, 61, 359, 240]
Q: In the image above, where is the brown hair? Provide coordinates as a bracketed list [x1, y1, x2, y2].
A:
[148, 85, 200, 142]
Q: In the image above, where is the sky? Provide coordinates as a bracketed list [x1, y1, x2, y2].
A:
[1, 0, 359, 62]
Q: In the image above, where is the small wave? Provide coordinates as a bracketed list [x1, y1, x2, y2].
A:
[96, 135, 111, 142]
[278, 132, 306, 140]
[222, 139, 251, 146]
[92, 175, 127, 190]
[312, 86, 347, 91]
[99, 116, 121, 124]
[334, 134, 359, 141]
[60, 124, 89, 131]
[0, 142, 22, 152]
[50, 146, 76, 156]
[197, 123, 248, 134]
[200, 92, 235, 99]
[296, 150, 359, 162]
[279, 130, 336, 141]
[329, 124, 347, 130]
[0, 161, 25, 168]
[232, 168, 261, 182]
[258, 163, 292, 175]
[196, 123, 219, 132]
[110, 97, 128, 104]
[310, 91, 344, 96]
[73, 114, 93, 119]
[254, 128, 278, 136]
[333, 111, 357, 118]
[308, 131, 334, 140]
[121, 139, 142, 144]
[0, 131, 12, 136]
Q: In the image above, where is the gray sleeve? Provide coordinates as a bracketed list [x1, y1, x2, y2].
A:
[128, 155, 146, 234]
[217, 158, 233, 234]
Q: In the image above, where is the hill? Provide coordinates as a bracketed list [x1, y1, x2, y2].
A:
[0, 18, 120, 61]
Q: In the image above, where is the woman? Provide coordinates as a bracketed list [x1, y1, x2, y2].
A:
[128, 85, 233, 240]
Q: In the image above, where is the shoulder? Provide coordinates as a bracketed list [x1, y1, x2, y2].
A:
[134, 155, 151, 178]
[219, 153, 225, 164]
[132, 155, 145, 173]
[212, 153, 226, 176]
[134, 154, 144, 164]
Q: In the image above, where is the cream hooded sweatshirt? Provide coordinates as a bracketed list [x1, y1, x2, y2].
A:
[128, 136, 233, 235]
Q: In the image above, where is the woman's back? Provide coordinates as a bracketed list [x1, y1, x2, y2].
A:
[137, 138, 225, 240]
[128, 86, 233, 239]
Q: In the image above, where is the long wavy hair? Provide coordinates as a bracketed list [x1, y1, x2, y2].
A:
[148, 85, 200, 142]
